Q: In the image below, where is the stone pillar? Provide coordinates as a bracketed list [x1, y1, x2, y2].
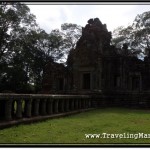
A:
[0, 100, 5, 119]
[83, 99, 86, 109]
[71, 99, 74, 111]
[60, 99, 64, 113]
[84, 99, 86, 108]
[75, 99, 78, 110]
[5, 99, 13, 121]
[81, 99, 84, 108]
[65, 99, 69, 112]
[78, 99, 81, 109]
[24, 99, 32, 117]
[80, 99, 82, 109]
[47, 99, 53, 115]
[85, 99, 88, 108]
[16, 99, 22, 119]
[11, 100, 15, 117]
[88, 99, 91, 108]
[54, 100, 59, 114]
[40, 99, 47, 115]
[32, 99, 40, 116]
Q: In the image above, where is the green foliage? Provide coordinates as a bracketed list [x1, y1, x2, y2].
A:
[0, 3, 73, 93]
[0, 2, 39, 93]
[0, 108, 150, 144]
[61, 23, 82, 49]
[60, 23, 82, 62]
[112, 11, 150, 57]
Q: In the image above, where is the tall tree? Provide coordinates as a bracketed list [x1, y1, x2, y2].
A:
[61, 23, 82, 49]
[0, 3, 82, 93]
[0, 2, 38, 93]
[112, 11, 150, 57]
[61, 23, 82, 62]
[0, 2, 37, 61]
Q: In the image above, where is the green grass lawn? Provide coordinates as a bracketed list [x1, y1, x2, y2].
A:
[0, 108, 150, 144]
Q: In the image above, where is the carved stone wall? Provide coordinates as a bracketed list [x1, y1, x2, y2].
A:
[43, 18, 150, 94]
[42, 60, 72, 94]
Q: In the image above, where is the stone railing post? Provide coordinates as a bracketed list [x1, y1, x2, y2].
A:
[11, 100, 15, 117]
[0, 100, 5, 120]
[47, 99, 53, 115]
[54, 99, 59, 114]
[16, 99, 22, 119]
[5, 99, 13, 121]
[85, 99, 87, 108]
[84, 99, 86, 108]
[88, 99, 91, 108]
[71, 99, 74, 110]
[81, 99, 83, 109]
[60, 99, 64, 113]
[32, 99, 40, 116]
[78, 99, 81, 109]
[24, 98, 32, 118]
[65, 99, 69, 112]
[83, 99, 86, 109]
[74, 99, 78, 110]
[87, 99, 89, 108]
[40, 99, 47, 115]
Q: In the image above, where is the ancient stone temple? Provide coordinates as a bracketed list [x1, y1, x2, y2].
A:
[42, 18, 150, 94]
[42, 59, 72, 94]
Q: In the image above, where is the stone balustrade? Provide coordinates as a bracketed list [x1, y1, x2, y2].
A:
[0, 94, 92, 122]
[1, 91, 149, 128]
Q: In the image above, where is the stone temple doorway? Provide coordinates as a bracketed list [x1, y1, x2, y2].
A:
[82, 73, 91, 90]
[58, 78, 64, 91]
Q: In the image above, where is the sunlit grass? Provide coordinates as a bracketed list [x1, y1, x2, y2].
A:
[0, 108, 150, 144]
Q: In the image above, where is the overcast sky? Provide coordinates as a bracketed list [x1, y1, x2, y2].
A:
[27, 3, 150, 34]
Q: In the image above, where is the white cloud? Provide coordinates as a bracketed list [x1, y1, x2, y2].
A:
[28, 4, 150, 33]
[94, 5, 138, 30]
